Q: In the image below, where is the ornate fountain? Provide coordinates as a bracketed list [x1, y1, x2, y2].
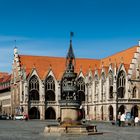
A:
[59, 35, 80, 122]
[44, 33, 102, 136]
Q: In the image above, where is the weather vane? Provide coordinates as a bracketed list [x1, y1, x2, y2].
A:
[70, 31, 74, 40]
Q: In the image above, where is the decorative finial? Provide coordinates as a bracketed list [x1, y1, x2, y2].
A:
[70, 32, 74, 41]
[14, 40, 17, 48]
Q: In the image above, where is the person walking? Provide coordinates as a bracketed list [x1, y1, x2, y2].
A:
[134, 116, 139, 126]
[117, 112, 121, 127]
[120, 113, 126, 127]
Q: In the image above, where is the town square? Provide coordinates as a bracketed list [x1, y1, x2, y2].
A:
[0, 0, 140, 139]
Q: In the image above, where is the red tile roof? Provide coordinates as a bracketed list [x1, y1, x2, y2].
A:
[0, 72, 9, 78]
[0, 74, 11, 90]
[18, 46, 138, 80]
[19, 55, 100, 80]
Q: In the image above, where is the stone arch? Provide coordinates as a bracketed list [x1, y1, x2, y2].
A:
[77, 77, 85, 102]
[131, 105, 138, 118]
[45, 75, 55, 101]
[118, 105, 125, 114]
[117, 70, 126, 98]
[108, 105, 114, 120]
[45, 107, 56, 119]
[29, 107, 40, 119]
[29, 75, 39, 101]
[108, 71, 113, 98]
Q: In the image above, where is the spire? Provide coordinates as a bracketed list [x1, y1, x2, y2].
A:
[66, 32, 75, 60]
[66, 32, 76, 69]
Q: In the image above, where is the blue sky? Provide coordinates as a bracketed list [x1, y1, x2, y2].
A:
[0, 0, 140, 72]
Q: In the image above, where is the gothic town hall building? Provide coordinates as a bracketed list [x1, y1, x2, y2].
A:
[11, 40, 140, 121]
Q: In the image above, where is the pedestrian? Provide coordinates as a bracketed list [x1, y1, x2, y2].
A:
[134, 116, 139, 126]
[120, 113, 126, 127]
[25, 114, 29, 121]
[117, 112, 121, 127]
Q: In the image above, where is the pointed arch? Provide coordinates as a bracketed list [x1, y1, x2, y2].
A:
[29, 75, 39, 101]
[29, 107, 40, 119]
[118, 105, 125, 114]
[101, 72, 106, 101]
[45, 107, 56, 119]
[108, 105, 114, 121]
[108, 71, 114, 98]
[45, 75, 55, 101]
[117, 70, 126, 98]
[77, 77, 85, 102]
[131, 105, 138, 118]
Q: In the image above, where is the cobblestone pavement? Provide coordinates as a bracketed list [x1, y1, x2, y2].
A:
[0, 120, 140, 140]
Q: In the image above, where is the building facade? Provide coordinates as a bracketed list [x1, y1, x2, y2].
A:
[11, 40, 140, 121]
[0, 72, 11, 115]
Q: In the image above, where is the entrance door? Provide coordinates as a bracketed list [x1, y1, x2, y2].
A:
[131, 105, 138, 118]
[118, 105, 125, 114]
[29, 107, 40, 119]
[45, 107, 56, 119]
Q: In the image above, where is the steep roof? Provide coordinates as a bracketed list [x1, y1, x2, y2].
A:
[102, 46, 138, 67]
[0, 74, 11, 90]
[0, 72, 9, 78]
[19, 55, 100, 80]
[18, 46, 138, 80]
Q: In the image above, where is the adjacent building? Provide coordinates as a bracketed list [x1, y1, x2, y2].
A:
[10, 40, 140, 121]
[0, 72, 11, 115]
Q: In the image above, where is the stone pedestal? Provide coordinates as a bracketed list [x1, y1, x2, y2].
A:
[61, 108, 79, 121]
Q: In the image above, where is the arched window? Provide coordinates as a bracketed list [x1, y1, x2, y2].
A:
[29, 75, 39, 91]
[45, 76, 55, 101]
[117, 71, 126, 98]
[109, 71, 113, 98]
[132, 86, 137, 98]
[101, 73, 106, 101]
[77, 77, 85, 102]
[29, 75, 39, 101]
[94, 75, 99, 102]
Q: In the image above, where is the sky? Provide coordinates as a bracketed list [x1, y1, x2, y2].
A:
[0, 0, 140, 73]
